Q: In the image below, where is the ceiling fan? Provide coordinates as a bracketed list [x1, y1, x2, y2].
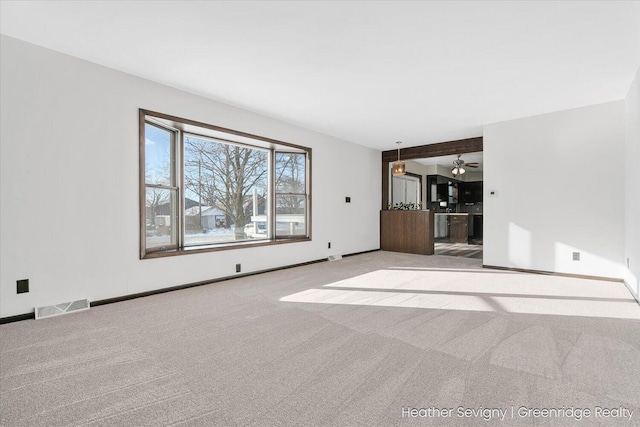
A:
[451, 155, 479, 176]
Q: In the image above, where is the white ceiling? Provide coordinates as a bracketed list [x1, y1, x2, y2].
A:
[414, 152, 483, 172]
[1, 1, 639, 151]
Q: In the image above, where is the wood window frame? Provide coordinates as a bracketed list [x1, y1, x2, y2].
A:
[139, 109, 312, 259]
[274, 151, 309, 239]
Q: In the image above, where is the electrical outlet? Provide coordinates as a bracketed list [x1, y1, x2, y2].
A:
[328, 242, 331, 249]
[345, 197, 351, 203]
[572, 252, 580, 261]
[17, 279, 29, 294]
[236, 264, 241, 273]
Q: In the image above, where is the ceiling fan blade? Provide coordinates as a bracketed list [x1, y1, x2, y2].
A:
[465, 163, 479, 166]
[466, 164, 479, 168]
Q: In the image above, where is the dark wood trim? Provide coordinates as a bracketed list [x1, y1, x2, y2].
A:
[178, 126, 185, 249]
[381, 154, 389, 210]
[307, 147, 313, 241]
[0, 249, 380, 324]
[343, 248, 380, 258]
[405, 172, 422, 180]
[381, 137, 483, 162]
[482, 264, 624, 283]
[139, 110, 146, 260]
[141, 120, 181, 255]
[109, 248, 378, 302]
[0, 312, 34, 324]
[382, 137, 483, 209]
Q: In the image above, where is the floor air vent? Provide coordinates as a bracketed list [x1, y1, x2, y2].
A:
[35, 299, 90, 320]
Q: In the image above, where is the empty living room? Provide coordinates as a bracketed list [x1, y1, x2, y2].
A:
[1, 1, 639, 426]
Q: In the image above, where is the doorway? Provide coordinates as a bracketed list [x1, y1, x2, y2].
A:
[381, 137, 483, 259]
[391, 173, 421, 207]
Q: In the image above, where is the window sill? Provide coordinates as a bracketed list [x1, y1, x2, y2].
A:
[142, 237, 311, 259]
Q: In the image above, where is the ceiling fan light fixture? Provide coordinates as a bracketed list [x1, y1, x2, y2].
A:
[452, 166, 465, 176]
[452, 154, 466, 176]
[392, 141, 406, 176]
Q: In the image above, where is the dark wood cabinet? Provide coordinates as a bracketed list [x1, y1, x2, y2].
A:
[449, 215, 468, 243]
[473, 181, 483, 202]
[459, 182, 471, 204]
[380, 210, 434, 255]
[459, 181, 483, 204]
[436, 183, 448, 202]
[473, 215, 483, 239]
[426, 175, 483, 208]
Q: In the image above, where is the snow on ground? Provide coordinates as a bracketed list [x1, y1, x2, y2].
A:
[146, 223, 305, 248]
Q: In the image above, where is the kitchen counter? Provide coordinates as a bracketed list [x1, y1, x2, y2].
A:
[434, 212, 482, 215]
[435, 213, 469, 215]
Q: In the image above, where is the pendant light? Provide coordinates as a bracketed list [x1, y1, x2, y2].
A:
[392, 141, 406, 176]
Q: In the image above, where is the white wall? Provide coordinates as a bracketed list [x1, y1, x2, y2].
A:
[624, 67, 640, 299]
[0, 35, 381, 318]
[483, 101, 626, 278]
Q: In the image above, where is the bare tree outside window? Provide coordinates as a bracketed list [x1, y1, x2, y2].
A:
[184, 136, 268, 240]
[145, 163, 172, 227]
[275, 152, 307, 236]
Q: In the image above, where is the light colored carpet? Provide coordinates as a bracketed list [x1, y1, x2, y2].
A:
[1, 251, 639, 426]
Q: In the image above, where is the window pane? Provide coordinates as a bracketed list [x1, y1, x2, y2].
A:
[145, 187, 177, 250]
[275, 152, 306, 193]
[144, 123, 173, 186]
[276, 195, 306, 236]
[183, 135, 268, 245]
